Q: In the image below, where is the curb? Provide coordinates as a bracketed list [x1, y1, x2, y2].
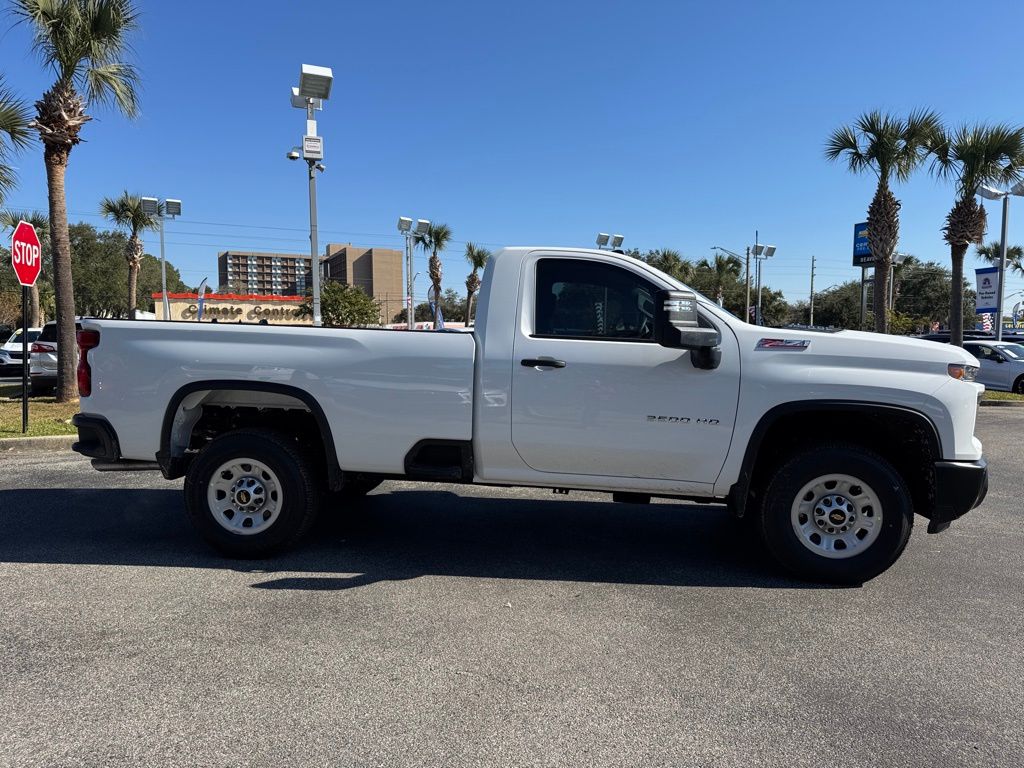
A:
[0, 434, 76, 453]
[980, 399, 1024, 407]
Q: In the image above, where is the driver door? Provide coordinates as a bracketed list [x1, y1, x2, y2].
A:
[509, 254, 739, 484]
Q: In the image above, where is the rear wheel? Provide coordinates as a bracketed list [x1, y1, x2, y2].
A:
[757, 445, 913, 584]
[1013, 375, 1024, 394]
[184, 429, 320, 558]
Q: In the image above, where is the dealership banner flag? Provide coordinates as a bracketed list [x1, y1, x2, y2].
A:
[196, 278, 208, 321]
[975, 267, 999, 314]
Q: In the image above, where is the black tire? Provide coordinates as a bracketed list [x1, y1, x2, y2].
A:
[184, 429, 321, 558]
[1013, 376, 1024, 395]
[757, 445, 913, 585]
[30, 381, 53, 396]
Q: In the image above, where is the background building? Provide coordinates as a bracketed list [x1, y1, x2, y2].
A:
[323, 243, 403, 323]
[218, 251, 312, 296]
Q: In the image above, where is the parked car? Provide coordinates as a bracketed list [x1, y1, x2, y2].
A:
[0, 326, 41, 376]
[961, 340, 1024, 393]
[29, 320, 81, 394]
[72, 246, 987, 584]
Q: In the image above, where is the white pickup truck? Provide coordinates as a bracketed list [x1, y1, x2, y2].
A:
[72, 247, 988, 583]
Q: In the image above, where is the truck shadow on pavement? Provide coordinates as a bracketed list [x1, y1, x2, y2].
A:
[0, 485, 820, 590]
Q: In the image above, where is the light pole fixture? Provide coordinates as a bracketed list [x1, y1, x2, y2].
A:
[595, 233, 610, 250]
[398, 216, 430, 330]
[290, 63, 334, 327]
[977, 181, 1024, 341]
[752, 242, 776, 325]
[141, 196, 181, 321]
[610, 234, 624, 250]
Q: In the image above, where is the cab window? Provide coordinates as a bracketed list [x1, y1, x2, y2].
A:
[533, 259, 656, 341]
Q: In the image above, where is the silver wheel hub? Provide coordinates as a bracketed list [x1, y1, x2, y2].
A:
[791, 474, 882, 559]
[207, 459, 282, 536]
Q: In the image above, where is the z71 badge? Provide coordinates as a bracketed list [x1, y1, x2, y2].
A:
[755, 338, 810, 351]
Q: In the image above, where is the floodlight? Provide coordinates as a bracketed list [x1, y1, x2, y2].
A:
[596, 233, 610, 247]
[164, 199, 182, 217]
[290, 86, 322, 110]
[1011, 180, 1024, 196]
[977, 185, 1005, 200]
[762, 245, 776, 258]
[415, 219, 430, 234]
[298, 64, 333, 100]
[610, 234, 624, 249]
[141, 197, 159, 216]
[398, 217, 413, 233]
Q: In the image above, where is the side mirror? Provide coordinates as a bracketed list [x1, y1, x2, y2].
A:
[653, 289, 721, 350]
[652, 289, 722, 370]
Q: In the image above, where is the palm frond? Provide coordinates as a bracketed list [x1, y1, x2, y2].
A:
[84, 62, 139, 117]
[0, 78, 32, 153]
[932, 123, 1024, 199]
[14, 0, 141, 118]
[0, 209, 49, 236]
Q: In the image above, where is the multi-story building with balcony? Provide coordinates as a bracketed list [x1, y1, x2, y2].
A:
[217, 251, 313, 296]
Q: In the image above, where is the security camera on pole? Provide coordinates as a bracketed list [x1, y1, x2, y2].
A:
[287, 64, 333, 327]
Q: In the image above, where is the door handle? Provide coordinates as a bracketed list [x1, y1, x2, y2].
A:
[521, 357, 567, 368]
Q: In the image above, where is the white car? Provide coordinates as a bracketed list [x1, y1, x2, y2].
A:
[29, 320, 80, 395]
[961, 340, 1024, 393]
[72, 246, 988, 584]
[0, 326, 41, 376]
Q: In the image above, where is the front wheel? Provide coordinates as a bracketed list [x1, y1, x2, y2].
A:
[184, 429, 321, 558]
[757, 446, 913, 584]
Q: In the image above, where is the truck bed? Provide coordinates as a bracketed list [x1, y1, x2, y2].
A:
[80, 320, 476, 474]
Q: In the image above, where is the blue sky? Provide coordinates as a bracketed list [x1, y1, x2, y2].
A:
[2, 0, 1024, 304]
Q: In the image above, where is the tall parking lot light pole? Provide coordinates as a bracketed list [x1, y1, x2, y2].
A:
[398, 217, 430, 329]
[978, 182, 1024, 341]
[752, 243, 776, 325]
[141, 197, 181, 320]
[288, 64, 333, 327]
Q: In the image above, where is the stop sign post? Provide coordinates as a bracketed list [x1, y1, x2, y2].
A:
[10, 220, 42, 433]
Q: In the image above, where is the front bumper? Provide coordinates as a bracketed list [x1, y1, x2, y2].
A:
[929, 458, 988, 533]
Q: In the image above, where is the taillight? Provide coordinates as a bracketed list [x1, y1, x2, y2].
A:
[31, 342, 55, 354]
[77, 329, 100, 397]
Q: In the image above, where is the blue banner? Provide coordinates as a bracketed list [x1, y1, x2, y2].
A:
[852, 222, 872, 266]
[975, 267, 999, 314]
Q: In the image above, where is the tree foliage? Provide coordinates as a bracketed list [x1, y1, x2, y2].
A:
[302, 280, 381, 327]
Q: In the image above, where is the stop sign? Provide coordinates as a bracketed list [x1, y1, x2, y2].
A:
[11, 220, 42, 287]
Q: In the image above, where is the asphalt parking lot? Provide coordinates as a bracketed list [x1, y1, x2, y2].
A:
[0, 409, 1021, 767]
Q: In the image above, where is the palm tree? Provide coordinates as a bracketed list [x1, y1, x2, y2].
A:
[825, 110, 941, 333]
[99, 192, 159, 318]
[696, 253, 742, 306]
[931, 124, 1024, 346]
[14, 0, 141, 401]
[642, 248, 694, 283]
[976, 240, 1024, 278]
[0, 78, 31, 204]
[413, 223, 452, 329]
[0, 210, 48, 326]
[463, 242, 491, 325]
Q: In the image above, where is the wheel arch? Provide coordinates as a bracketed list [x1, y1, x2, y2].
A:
[157, 380, 342, 490]
[728, 401, 941, 520]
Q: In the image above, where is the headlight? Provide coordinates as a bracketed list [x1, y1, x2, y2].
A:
[948, 363, 979, 381]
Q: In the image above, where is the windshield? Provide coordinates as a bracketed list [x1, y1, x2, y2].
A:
[7, 330, 40, 346]
[995, 343, 1024, 360]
